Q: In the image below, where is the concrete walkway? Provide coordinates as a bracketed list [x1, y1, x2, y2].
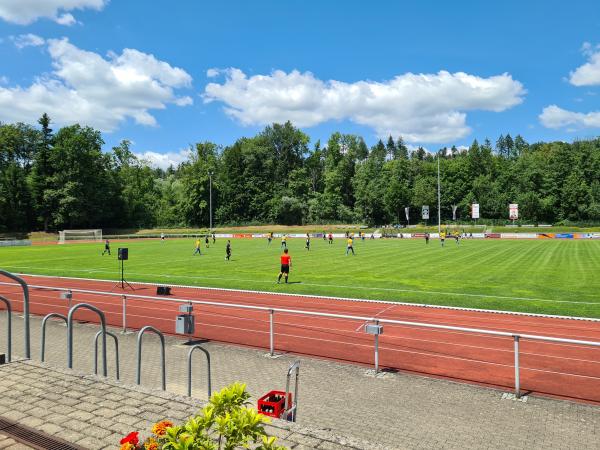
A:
[0, 314, 599, 449]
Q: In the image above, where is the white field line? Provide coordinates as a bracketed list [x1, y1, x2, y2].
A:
[4, 264, 596, 306]
[10, 273, 600, 323]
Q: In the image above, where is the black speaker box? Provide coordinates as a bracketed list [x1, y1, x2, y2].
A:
[117, 247, 129, 261]
[157, 286, 171, 295]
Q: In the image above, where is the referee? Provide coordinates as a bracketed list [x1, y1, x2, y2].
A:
[277, 248, 292, 283]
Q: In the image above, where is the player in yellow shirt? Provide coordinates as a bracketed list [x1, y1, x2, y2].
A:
[193, 239, 202, 255]
[346, 237, 355, 255]
[281, 235, 287, 249]
[440, 231, 446, 247]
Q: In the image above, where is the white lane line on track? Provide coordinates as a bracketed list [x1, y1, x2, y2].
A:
[11, 273, 600, 324]
[7, 284, 600, 344]
[179, 322, 600, 382]
[22, 292, 600, 365]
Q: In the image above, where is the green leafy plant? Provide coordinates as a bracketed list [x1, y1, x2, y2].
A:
[160, 383, 287, 450]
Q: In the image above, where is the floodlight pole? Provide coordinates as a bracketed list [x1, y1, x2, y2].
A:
[208, 171, 213, 231]
[437, 153, 441, 234]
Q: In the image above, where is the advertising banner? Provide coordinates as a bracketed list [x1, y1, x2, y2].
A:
[422, 205, 429, 220]
[471, 203, 480, 219]
[509, 204, 519, 220]
[405, 207, 410, 221]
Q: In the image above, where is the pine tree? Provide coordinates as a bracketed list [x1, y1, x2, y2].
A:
[386, 135, 396, 160]
[32, 113, 54, 231]
[396, 136, 409, 159]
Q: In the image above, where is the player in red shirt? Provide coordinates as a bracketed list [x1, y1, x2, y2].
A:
[277, 248, 292, 284]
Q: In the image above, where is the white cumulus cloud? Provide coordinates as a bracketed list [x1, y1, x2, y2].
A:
[569, 43, 600, 86]
[0, 38, 193, 132]
[203, 68, 526, 143]
[539, 105, 600, 130]
[134, 149, 191, 170]
[0, 0, 107, 25]
[10, 33, 45, 49]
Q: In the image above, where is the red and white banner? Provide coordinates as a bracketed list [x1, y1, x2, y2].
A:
[509, 204, 519, 220]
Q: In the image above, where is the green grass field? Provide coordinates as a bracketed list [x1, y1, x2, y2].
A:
[1, 237, 600, 318]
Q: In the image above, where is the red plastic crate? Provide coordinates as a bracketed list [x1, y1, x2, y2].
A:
[257, 390, 292, 418]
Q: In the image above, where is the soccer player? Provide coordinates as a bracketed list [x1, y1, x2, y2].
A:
[328, 233, 333, 244]
[440, 231, 446, 247]
[305, 233, 310, 251]
[102, 239, 111, 256]
[212, 233, 216, 244]
[225, 240, 232, 260]
[277, 248, 292, 283]
[361, 232, 365, 242]
[281, 235, 287, 248]
[161, 232, 165, 242]
[454, 232, 460, 245]
[193, 239, 202, 255]
[346, 236, 355, 255]
[205, 236, 210, 248]
[322, 231, 326, 241]
[425, 233, 430, 244]
[267, 233, 272, 245]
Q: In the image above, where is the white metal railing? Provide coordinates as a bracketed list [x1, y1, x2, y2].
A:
[1, 281, 600, 398]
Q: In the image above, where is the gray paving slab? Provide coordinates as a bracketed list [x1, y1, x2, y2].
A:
[0, 314, 598, 449]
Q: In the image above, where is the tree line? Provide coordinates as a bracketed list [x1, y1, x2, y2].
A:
[1, 114, 599, 232]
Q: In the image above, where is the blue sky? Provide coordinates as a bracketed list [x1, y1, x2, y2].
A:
[1, 0, 599, 167]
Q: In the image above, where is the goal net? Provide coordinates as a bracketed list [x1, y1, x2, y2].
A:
[58, 229, 103, 244]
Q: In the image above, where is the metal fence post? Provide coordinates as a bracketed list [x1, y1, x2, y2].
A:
[67, 303, 107, 377]
[284, 360, 300, 422]
[136, 326, 166, 390]
[374, 320, 380, 374]
[0, 271, 30, 359]
[41, 313, 67, 362]
[94, 330, 120, 380]
[187, 344, 211, 398]
[269, 309, 274, 356]
[514, 335, 520, 398]
[122, 296, 127, 333]
[0, 295, 12, 362]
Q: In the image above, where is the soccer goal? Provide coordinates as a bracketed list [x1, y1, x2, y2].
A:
[58, 229, 103, 244]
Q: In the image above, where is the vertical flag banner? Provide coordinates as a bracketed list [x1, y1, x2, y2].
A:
[452, 205, 458, 221]
[471, 203, 480, 219]
[405, 207, 410, 221]
[509, 204, 519, 220]
[422, 205, 429, 220]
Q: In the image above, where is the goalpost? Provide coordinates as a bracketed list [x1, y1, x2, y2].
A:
[58, 229, 103, 244]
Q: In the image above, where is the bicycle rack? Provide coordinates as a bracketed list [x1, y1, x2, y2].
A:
[283, 360, 300, 422]
[94, 330, 120, 380]
[41, 313, 67, 362]
[187, 344, 211, 398]
[0, 270, 30, 359]
[67, 303, 107, 377]
[0, 295, 12, 362]
[136, 326, 166, 390]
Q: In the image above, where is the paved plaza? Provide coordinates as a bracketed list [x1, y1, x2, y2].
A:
[0, 314, 598, 449]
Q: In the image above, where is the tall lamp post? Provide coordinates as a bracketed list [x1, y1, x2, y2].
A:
[208, 171, 213, 231]
[437, 152, 441, 234]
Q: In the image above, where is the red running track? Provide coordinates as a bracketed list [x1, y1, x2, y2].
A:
[1, 274, 600, 404]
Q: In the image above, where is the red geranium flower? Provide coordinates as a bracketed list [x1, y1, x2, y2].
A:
[120, 432, 139, 446]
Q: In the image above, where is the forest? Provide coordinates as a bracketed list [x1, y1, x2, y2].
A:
[1, 114, 599, 231]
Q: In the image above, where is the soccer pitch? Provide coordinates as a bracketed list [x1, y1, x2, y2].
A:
[1, 237, 600, 318]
